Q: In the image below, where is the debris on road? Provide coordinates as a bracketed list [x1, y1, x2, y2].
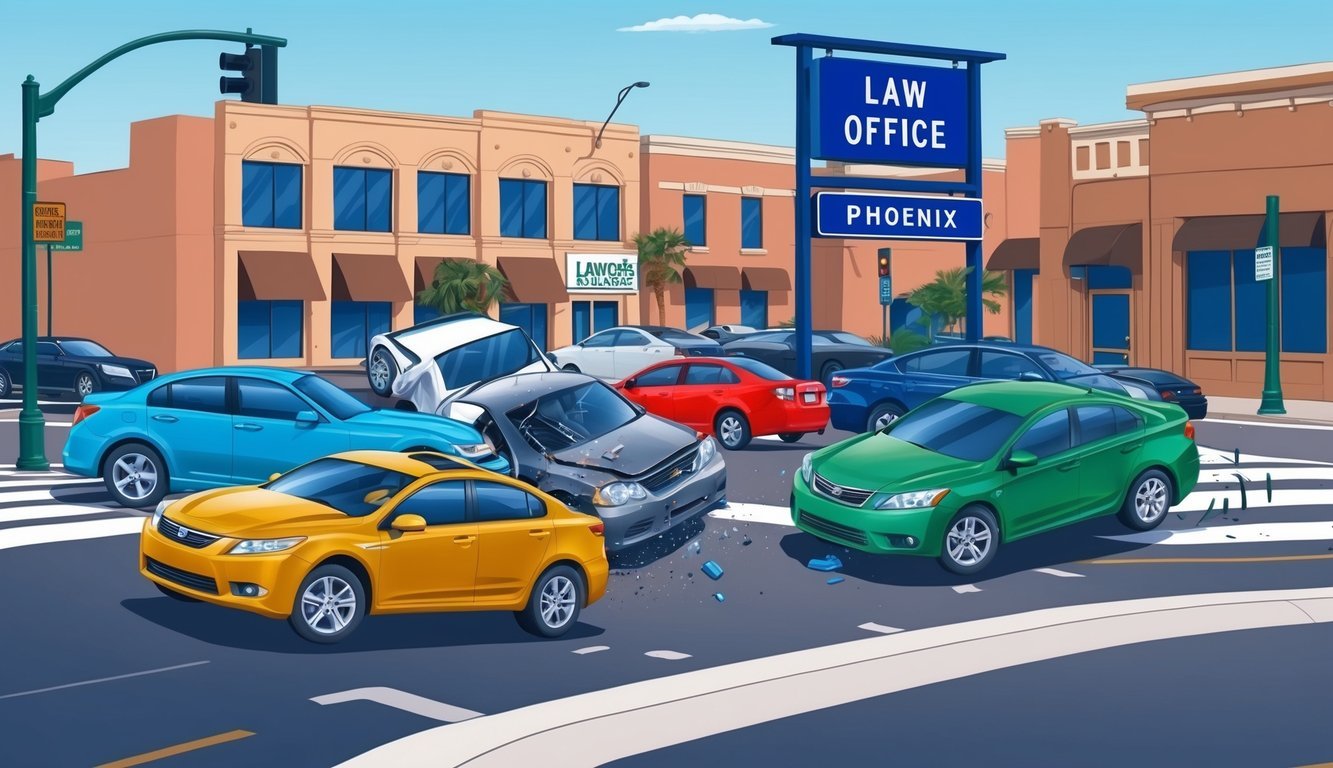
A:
[807, 554, 843, 572]
[701, 561, 724, 580]
[713, 592, 726, 603]
[826, 576, 845, 585]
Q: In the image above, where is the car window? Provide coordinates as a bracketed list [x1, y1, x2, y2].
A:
[726, 356, 791, 380]
[1068, 373, 1131, 397]
[650, 328, 700, 342]
[1114, 377, 1156, 401]
[58, 340, 114, 357]
[0, 340, 15, 353]
[393, 480, 467, 526]
[613, 329, 651, 347]
[581, 331, 617, 348]
[684, 364, 729, 385]
[509, 380, 637, 451]
[264, 458, 415, 517]
[1075, 406, 1118, 446]
[824, 332, 873, 347]
[293, 375, 371, 419]
[237, 378, 309, 421]
[1013, 410, 1072, 459]
[701, 329, 720, 339]
[435, 328, 540, 390]
[885, 399, 1023, 462]
[747, 331, 792, 344]
[635, 365, 684, 387]
[165, 377, 229, 414]
[1114, 407, 1143, 434]
[903, 349, 971, 376]
[35, 342, 60, 356]
[810, 334, 835, 347]
[979, 351, 1044, 380]
[1036, 351, 1098, 379]
[475, 481, 544, 521]
[147, 384, 170, 407]
[1123, 368, 1189, 387]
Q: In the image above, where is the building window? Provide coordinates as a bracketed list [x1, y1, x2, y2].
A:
[1280, 247, 1328, 353]
[572, 300, 618, 342]
[1012, 269, 1035, 345]
[1186, 251, 1233, 352]
[333, 167, 392, 232]
[414, 303, 441, 326]
[417, 172, 470, 235]
[1186, 248, 1326, 354]
[741, 197, 763, 249]
[242, 162, 302, 229]
[685, 288, 714, 330]
[573, 184, 620, 241]
[499, 179, 547, 239]
[499, 303, 549, 352]
[683, 194, 706, 246]
[740, 289, 767, 329]
[237, 300, 303, 359]
[330, 301, 391, 359]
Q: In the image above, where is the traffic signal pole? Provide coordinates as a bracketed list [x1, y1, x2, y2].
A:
[15, 29, 286, 469]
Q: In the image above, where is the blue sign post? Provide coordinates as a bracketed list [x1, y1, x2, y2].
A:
[773, 34, 1005, 380]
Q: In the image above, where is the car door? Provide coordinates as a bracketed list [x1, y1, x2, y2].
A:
[0, 340, 20, 391]
[622, 363, 685, 421]
[673, 363, 732, 432]
[573, 330, 617, 377]
[231, 377, 349, 483]
[145, 376, 233, 484]
[898, 348, 975, 407]
[998, 407, 1078, 538]
[732, 333, 793, 374]
[375, 479, 478, 607]
[471, 480, 552, 604]
[610, 329, 664, 379]
[35, 341, 67, 391]
[1071, 404, 1145, 518]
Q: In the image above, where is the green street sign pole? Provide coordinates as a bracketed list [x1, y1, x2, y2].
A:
[1258, 194, 1285, 415]
[15, 29, 287, 470]
[45, 243, 52, 335]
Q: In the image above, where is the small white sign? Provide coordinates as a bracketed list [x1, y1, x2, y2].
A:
[1255, 246, 1274, 281]
[566, 253, 638, 294]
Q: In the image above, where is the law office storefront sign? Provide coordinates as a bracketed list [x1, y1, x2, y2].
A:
[566, 253, 638, 293]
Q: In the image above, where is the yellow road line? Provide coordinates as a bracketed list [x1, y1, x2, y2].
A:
[1083, 553, 1333, 565]
[95, 729, 254, 768]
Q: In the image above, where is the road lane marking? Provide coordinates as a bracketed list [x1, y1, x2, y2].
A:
[0, 463, 65, 470]
[709, 502, 791, 527]
[1198, 447, 1333, 466]
[0, 504, 126, 524]
[0, 488, 106, 505]
[644, 650, 692, 660]
[334, 587, 1333, 768]
[857, 622, 903, 634]
[0, 418, 72, 426]
[0, 516, 143, 550]
[0, 477, 95, 490]
[1199, 466, 1333, 482]
[1104, 521, 1333, 546]
[95, 730, 253, 768]
[1200, 418, 1333, 432]
[1175, 488, 1333, 513]
[312, 687, 483, 722]
[952, 584, 980, 594]
[572, 646, 610, 655]
[0, 661, 210, 700]
[1033, 568, 1084, 578]
[1084, 553, 1333, 565]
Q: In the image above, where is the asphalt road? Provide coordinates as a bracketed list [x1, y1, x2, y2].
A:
[3, 385, 1333, 766]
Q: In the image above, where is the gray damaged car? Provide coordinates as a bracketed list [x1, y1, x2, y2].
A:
[439, 371, 727, 552]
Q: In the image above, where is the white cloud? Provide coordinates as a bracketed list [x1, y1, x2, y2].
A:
[617, 13, 775, 33]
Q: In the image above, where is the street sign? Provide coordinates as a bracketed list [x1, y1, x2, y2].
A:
[879, 276, 893, 305]
[1255, 245, 1274, 281]
[815, 191, 983, 240]
[811, 56, 969, 167]
[33, 201, 66, 242]
[49, 220, 83, 251]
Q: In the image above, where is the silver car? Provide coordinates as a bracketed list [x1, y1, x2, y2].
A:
[440, 372, 726, 552]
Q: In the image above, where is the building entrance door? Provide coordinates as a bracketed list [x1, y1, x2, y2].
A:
[1089, 290, 1131, 365]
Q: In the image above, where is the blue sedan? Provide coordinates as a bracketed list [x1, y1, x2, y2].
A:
[827, 342, 1134, 433]
[63, 367, 509, 507]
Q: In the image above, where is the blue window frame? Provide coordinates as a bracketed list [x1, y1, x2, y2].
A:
[571, 300, 618, 342]
[499, 303, 549, 352]
[1281, 247, 1328, 353]
[685, 288, 714, 330]
[573, 184, 620, 241]
[683, 194, 706, 246]
[333, 167, 392, 232]
[417, 172, 470, 235]
[237, 300, 303, 359]
[499, 179, 547, 238]
[1012, 269, 1035, 345]
[330, 301, 391, 359]
[1186, 251, 1233, 351]
[242, 162, 302, 229]
[741, 197, 763, 249]
[740, 289, 767, 329]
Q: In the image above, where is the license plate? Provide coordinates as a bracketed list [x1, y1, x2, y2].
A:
[802, 392, 818, 404]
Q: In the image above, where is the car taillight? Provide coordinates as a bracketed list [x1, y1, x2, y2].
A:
[1160, 390, 1176, 400]
[674, 347, 688, 357]
[830, 375, 849, 388]
[1184, 422, 1195, 441]
[1192, 387, 1202, 395]
[71, 404, 100, 426]
[589, 522, 605, 536]
[774, 386, 795, 401]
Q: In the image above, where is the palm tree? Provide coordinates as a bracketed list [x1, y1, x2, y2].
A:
[634, 228, 689, 326]
[416, 259, 510, 316]
[907, 267, 1008, 339]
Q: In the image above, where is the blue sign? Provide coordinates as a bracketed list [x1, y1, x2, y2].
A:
[879, 276, 893, 305]
[811, 56, 968, 167]
[815, 192, 983, 241]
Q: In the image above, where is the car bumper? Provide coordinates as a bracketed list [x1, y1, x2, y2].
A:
[581, 555, 609, 605]
[60, 425, 100, 478]
[827, 390, 871, 432]
[596, 455, 728, 552]
[758, 403, 830, 436]
[1179, 398, 1207, 421]
[791, 473, 950, 557]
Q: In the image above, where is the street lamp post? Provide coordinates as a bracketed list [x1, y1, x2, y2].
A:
[594, 81, 650, 149]
[14, 29, 287, 470]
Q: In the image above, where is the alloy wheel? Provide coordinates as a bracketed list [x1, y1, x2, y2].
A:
[874, 411, 898, 431]
[369, 352, 391, 392]
[76, 374, 94, 397]
[1135, 477, 1168, 523]
[945, 515, 992, 566]
[719, 416, 743, 448]
[540, 575, 577, 629]
[300, 576, 357, 635]
[111, 453, 158, 502]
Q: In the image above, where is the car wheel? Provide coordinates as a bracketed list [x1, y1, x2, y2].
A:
[819, 361, 843, 388]
[368, 348, 397, 397]
[515, 565, 584, 638]
[866, 402, 906, 433]
[562, 364, 581, 373]
[289, 564, 367, 644]
[715, 409, 752, 450]
[778, 432, 804, 443]
[938, 505, 999, 576]
[0, 367, 10, 398]
[73, 371, 97, 400]
[155, 583, 201, 602]
[103, 443, 169, 508]
[1119, 469, 1173, 531]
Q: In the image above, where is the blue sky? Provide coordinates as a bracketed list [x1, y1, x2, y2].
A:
[3, 0, 1332, 173]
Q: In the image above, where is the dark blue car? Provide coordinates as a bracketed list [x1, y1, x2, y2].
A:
[827, 342, 1135, 433]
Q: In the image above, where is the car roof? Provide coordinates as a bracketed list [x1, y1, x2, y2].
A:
[457, 370, 596, 409]
[155, 366, 310, 383]
[943, 380, 1114, 416]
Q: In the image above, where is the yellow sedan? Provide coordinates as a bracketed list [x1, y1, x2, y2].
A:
[139, 450, 609, 643]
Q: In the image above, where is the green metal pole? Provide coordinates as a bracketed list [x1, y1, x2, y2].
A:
[1258, 194, 1285, 414]
[46, 244, 53, 335]
[17, 76, 49, 470]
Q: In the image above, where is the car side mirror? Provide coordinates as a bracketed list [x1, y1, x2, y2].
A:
[268, 472, 281, 482]
[295, 410, 319, 424]
[1018, 372, 1044, 382]
[1006, 450, 1038, 470]
[391, 513, 426, 532]
[623, 378, 636, 389]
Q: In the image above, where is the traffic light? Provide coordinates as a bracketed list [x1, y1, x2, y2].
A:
[877, 253, 891, 278]
[219, 45, 278, 104]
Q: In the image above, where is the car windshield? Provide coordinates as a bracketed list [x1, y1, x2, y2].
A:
[294, 375, 371, 420]
[436, 328, 540, 389]
[727, 356, 792, 380]
[1036, 351, 1099, 379]
[1067, 373, 1131, 397]
[59, 340, 113, 357]
[884, 399, 1023, 462]
[823, 332, 873, 347]
[507, 380, 638, 451]
[264, 458, 415, 517]
[746, 331, 792, 344]
[649, 328, 700, 342]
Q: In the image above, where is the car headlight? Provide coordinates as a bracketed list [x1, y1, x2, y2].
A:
[593, 481, 648, 507]
[875, 489, 950, 510]
[454, 443, 493, 460]
[151, 500, 170, 528]
[692, 436, 717, 471]
[229, 537, 306, 555]
[801, 453, 813, 485]
[100, 363, 133, 379]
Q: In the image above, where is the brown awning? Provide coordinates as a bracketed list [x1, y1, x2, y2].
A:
[238, 251, 325, 301]
[496, 257, 570, 304]
[684, 265, 741, 290]
[1172, 212, 1326, 252]
[741, 267, 791, 291]
[1063, 223, 1142, 272]
[986, 238, 1040, 271]
[331, 253, 411, 302]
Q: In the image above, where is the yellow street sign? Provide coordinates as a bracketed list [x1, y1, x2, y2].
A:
[34, 201, 67, 243]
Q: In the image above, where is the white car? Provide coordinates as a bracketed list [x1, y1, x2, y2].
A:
[548, 325, 722, 381]
[367, 313, 555, 412]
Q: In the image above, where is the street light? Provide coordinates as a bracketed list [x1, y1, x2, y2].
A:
[594, 81, 650, 149]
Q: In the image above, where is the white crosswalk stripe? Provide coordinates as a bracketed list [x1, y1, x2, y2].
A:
[0, 470, 145, 551]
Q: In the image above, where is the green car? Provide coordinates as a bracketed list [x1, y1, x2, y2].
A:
[792, 380, 1200, 574]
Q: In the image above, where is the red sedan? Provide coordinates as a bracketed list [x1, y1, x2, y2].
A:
[617, 356, 829, 450]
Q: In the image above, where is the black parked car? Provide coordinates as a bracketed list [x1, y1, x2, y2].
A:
[1097, 365, 1208, 419]
[722, 329, 892, 386]
[700, 325, 758, 344]
[0, 337, 156, 400]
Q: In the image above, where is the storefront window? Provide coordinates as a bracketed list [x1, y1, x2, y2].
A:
[417, 172, 470, 235]
[1187, 248, 1326, 353]
[499, 179, 547, 238]
[685, 288, 714, 330]
[571, 301, 619, 342]
[1281, 247, 1328, 353]
[242, 161, 302, 229]
[740, 289, 767, 329]
[330, 301, 391, 359]
[683, 194, 706, 246]
[1186, 251, 1233, 351]
[334, 167, 392, 232]
[741, 197, 763, 249]
[238, 300, 303, 359]
[573, 184, 620, 241]
[500, 303, 549, 352]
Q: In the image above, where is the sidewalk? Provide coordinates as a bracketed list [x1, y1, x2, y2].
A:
[1206, 396, 1333, 426]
